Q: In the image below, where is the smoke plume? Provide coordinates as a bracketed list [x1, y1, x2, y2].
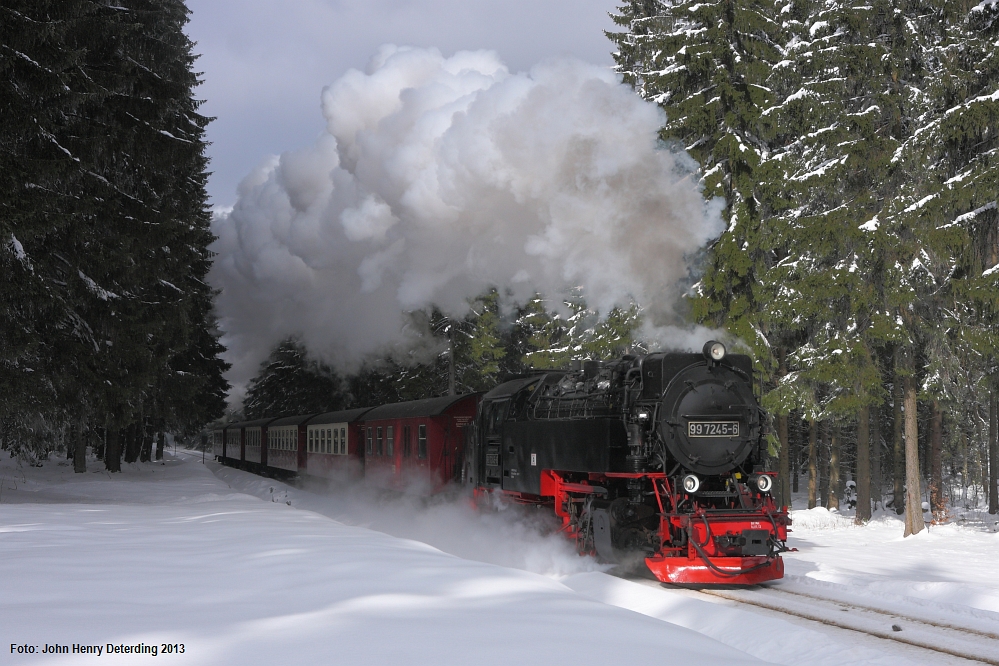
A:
[210, 46, 723, 392]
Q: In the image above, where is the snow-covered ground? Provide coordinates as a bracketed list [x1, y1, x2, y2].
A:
[2, 450, 997, 665]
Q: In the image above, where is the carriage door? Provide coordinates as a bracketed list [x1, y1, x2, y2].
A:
[483, 399, 508, 486]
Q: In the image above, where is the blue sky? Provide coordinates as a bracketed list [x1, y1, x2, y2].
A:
[185, 0, 619, 207]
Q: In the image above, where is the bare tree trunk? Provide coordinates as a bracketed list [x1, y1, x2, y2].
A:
[791, 415, 800, 493]
[856, 405, 871, 523]
[808, 417, 817, 509]
[929, 400, 944, 521]
[819, 422, 830, 508]
[990, 388, 998, 514]
[155, 431, 165, 461]
[893, 374, 905, 514]
[105, 426, 122, 473]
[73, 419, 87, 473]
[778, 413, 790, 508]
[903, 375, 925, 537]
[828, 424, 840, 511]
[139, 417, 153, 463]
[93, 427, 105, 461]
[982, 438, 989, 510]
[123, 422, 140, 464]
[871, 405, 882, 511]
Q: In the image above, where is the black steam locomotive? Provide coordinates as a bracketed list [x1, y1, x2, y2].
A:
[468, 341, 789, 584]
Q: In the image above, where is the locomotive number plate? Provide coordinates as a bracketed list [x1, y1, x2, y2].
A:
[687, 421, 739, 437]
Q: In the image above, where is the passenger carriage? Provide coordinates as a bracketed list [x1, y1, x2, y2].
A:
[211, 427, 226, 461]
[241, 418, 274, 467]
[223, 423, 244, 465]
[359, 394, 479, 491]
[304, 407, 372, 480]
[265, 414, 314, 474]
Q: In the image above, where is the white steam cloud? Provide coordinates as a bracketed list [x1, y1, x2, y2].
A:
[211, 46, 723, 389]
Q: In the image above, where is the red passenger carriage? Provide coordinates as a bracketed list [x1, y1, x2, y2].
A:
[359, 395, 479, 491]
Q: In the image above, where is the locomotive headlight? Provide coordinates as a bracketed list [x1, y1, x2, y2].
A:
[682, 474, 701, 493]
[703, 340, 727, 362]
[755, 474, 773, 493]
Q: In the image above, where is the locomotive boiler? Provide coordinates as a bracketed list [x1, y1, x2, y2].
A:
[467, 341, 790, 584]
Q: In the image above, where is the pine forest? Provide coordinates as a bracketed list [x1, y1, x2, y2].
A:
[1, 1, 229, 471]
[608, 0, 999, 528]
[4, 0, 999, 529]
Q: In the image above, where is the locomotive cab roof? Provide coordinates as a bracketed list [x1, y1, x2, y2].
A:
[482, 376, 541, 400]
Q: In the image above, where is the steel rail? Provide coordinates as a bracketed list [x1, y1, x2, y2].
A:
[694, 587, 999, 666]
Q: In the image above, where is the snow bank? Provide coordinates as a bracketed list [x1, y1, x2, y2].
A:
[788, 506, 856, 530]
[0, 453, 759, 665]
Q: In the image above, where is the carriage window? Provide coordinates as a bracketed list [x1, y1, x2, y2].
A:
[418, 424, 427, 459]
[308, 430, 314, 453]
[327, 429, 332, 454]
[333, 428, 339, 455]
[366, 427, 373, 455]
[341, 427, 347, 454]
[403, 425, 411, 457]
[376, 426, 383, 455]
[386, 426, 394, 457]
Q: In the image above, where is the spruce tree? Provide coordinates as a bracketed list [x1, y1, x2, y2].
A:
[2, 0, 228, 464]
[243, 339, 349, 419]
[0, 1, 93, 454]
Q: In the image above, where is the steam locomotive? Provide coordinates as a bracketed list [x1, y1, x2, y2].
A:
[213, 341, 789, 585]
[467, 341, 789, 584]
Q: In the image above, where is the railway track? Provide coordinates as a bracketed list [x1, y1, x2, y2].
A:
[674, 582, 999, 665]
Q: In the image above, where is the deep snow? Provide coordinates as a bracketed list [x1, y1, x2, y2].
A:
[0, 451, 757, 665]
[2, 450, 997, 665]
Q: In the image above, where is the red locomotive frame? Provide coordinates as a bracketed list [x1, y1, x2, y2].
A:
[477, 469, 788, 585]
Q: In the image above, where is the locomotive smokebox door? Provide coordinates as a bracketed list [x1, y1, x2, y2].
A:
[660, 362, 759, 476]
